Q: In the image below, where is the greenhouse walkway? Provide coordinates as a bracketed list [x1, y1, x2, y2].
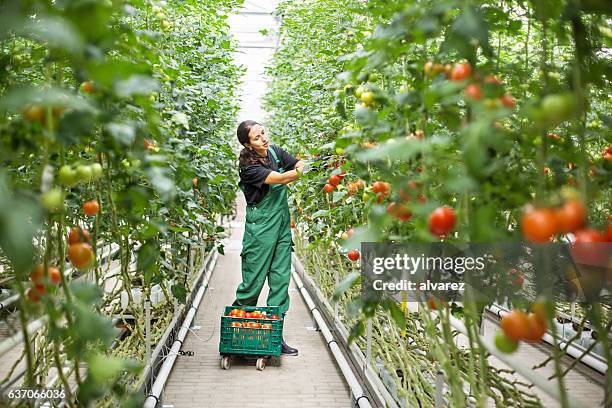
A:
[160, 193, 352, 407]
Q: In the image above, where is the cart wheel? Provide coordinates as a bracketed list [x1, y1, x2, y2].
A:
[221, 356, 231, 370]
[256, 357, 266, 371]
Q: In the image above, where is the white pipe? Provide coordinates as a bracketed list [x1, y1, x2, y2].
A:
[143, 250, 218, 408]
[293, 256, 398, 408]
[291, 270, 373, 408]
[487, 304, 607, 375]
[0, 316, 53, 358]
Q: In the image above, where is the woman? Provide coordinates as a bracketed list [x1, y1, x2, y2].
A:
[233, 120, 305, 356]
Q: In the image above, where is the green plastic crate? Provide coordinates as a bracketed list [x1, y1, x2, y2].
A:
[219, 306, 283, 356]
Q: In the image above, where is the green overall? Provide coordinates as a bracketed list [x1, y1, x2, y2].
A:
[234, 147, 292, 315]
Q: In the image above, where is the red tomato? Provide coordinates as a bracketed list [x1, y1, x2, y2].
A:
[236, 309, 247, 318]
[570, 229, 607, 266]
[48, 267, 61, 285]
[328, 174, 341, 187]
[524, 313, 547, 342]
[500, 94, 516, 109]
[512, 274, 524, 286]
[500, 310, 530, 341]
[27, 287, 44, 302]
[83, 200, 100, 216]
[484, 75, 502, 85]
[464, 83, 483, 100]
[262, 323, 273, 329]
[347, 250, 360, 261]
[68, 243, 93, 269]
[80, 81, 94, 94]
[451, 63, 472, 81]
[521, 208, 558, 243]
[428, 207, 456, 237]
[427, 295, 445, 310]
[606, 223, 612, 242]
[387, 202, 412, 222]
[372, 181, 386, 194]
[291, 221, 295, 229]
[347, 228, 354, 238]
[323, 183, 335, 193]
[231, 322, 242, 328]
[68, 227, 92, 245]
[269, 314, 280, 320]
[555, 200, 586, 233]
[248, 322, 261, 329]
[29, 264, 44, 284]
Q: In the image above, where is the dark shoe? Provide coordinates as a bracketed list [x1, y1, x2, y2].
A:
[281, 339, 298, 356]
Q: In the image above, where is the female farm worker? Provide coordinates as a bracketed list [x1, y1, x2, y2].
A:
[233, 120, 305, 356]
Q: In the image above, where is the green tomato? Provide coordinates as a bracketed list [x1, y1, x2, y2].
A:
[355, 86, 365, 98]
[58, 165, 78, 187]
[360, 91, 374, 106]
[335, 147, 345, 155]
[41, 188, 63, 212]
[494, 331, 518, 354]
[76, 165, 93, 182]
[540, 93, 574, 125]
[362, 192, 372, 202]
[90, 163, 103, 179]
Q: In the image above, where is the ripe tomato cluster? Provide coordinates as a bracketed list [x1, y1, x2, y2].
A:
[67, 227, 94, 270]
[521, 199, 610, 244]
[425, 61, 516, 109]
[371, 181, 391, 203]
[27, 263, 62, 302]
[500, 308, 547, 347]
[226, 309, 280, 329]
[323, 169, 346, 193]
[226, 308, 280, 320]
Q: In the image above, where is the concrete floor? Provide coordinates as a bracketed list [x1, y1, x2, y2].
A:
[161, 193, 352, 407]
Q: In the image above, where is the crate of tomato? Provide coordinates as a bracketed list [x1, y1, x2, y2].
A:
[219, 305, 283, 370]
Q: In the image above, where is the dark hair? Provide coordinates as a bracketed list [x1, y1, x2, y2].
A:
[237, 120, 270, 168]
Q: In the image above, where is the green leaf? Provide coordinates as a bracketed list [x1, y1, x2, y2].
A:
[217, 244, 225, 255]
[87, 354, 129, 384]
[347, 320, 365, 344]
[332, 271, 361, 302]
[383, 298, 405, 328]
[137, 242, 159, 286]
[332, 190, 346, 203]
[105, 122, 136, 146]
[114, 75, 159, 98]
[312, 209, 329, 218]
[23, 16, 84, 54]
[171, 284, 187, 304]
